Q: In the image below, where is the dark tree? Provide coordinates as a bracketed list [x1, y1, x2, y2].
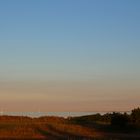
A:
[131, 107, 140, 124]
[111, 112, 129, 127]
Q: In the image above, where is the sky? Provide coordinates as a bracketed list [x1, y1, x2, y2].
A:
[0, 0, 140, 112]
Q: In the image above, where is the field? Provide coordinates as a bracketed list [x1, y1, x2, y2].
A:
[0, 113, 140, 140]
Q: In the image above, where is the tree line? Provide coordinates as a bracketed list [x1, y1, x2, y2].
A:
[70, 107, 140, 129]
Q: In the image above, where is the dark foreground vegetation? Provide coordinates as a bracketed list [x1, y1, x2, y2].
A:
[0, 107, 140, 140]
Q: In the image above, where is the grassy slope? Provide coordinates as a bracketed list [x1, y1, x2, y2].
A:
[0, 115, 140, 140]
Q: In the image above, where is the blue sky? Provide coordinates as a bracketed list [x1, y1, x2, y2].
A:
[0, 0, 140, 111]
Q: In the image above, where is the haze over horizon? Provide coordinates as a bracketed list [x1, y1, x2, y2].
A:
[0, 0, 140, 112]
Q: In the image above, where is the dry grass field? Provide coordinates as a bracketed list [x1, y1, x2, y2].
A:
[0, 113, 140, 140]
[0, 116, 101, 139]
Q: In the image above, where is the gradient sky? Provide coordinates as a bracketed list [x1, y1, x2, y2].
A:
[0, 0, 140, 112]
